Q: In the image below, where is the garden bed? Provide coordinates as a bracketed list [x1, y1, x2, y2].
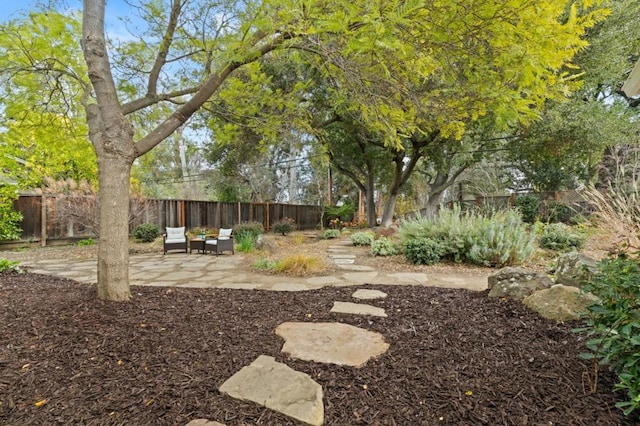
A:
[1, 271, 635, 425]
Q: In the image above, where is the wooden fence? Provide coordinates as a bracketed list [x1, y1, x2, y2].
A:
[12, 195, 323, 243]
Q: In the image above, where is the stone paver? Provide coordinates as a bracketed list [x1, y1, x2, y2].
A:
[330, 301, 387, 317]
[352, 289, 387, 300]
[10, 239, 490, 292]
[275, 322, 389, 367]
[219, 355, 324, 426]
[185, 420, 226, 426]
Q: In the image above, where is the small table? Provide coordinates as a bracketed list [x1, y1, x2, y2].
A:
[189, 238, 206, 254]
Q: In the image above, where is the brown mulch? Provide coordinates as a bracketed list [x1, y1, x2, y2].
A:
[1, 272, 636, 425]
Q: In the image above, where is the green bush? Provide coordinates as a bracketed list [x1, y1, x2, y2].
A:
[234, 221, 264, 242]
[399, 207, 535, 267]
[466, 210, 536, 267]
[0, 186, 22, 241]
[542, 201, 572, 223]
[273, 217, 296, 235]
[371, 237, 398, 256]
[0, 257, 24, 273]
[323, 229, 340, 239]
[515, 195, 541, 224]
[0, 258, 22, 273]
[133, 223, 160, 242]
[579, 254, 640, 416]
[77, 238, 96, 246]
[351, 232, 375, 246]
[539, 223, 585, 251]
[236, 233, 256, 253]
[404, 237, 446, 265]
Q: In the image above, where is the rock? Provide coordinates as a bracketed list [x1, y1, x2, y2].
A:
[275, 322, 389, 367]
[487, 267, 553, 301]
[185, 420, 226, 426]
[352, 289, 387, 300]
[218, 355, 323, 426]
[330, 301, 387, 317]
[522, 284, 598, 321]
[553, 252, 599, 288]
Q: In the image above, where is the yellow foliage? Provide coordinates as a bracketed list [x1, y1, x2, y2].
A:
[274, 254, 324, 276]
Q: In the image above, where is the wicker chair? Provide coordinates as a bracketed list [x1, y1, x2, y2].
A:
[204, 228, 234, 255]
[163, 226, 187, 254]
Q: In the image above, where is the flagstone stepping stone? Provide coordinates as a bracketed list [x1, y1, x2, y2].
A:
[330, 301, 387, 317]
[333, 258, 355, 265]
[275, 322, 389, 367]
[352, 289, 387, 300]
[219, 355, 324, 426]
[185, 420, 226, 426]
[328, 254, 356, 259]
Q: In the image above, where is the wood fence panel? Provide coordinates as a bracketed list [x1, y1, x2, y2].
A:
[11, 195, 324, 243]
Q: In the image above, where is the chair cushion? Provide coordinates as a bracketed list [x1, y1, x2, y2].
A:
[166, 237, 186, 244]
[218, 228, 232, 239]
[166, 227, 185, 239]
[205, 240, 218, 245]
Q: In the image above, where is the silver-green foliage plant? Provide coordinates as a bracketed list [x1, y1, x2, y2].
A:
[539, 223, 585, 251]
[351, 231, 375, 246]
[466, 210, 536, 267]
[399, 207, 535, 267]
[371, 237, 397, 256]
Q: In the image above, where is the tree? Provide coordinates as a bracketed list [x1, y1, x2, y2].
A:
[0, 11, 97, 188]
[3, 0, 606, 300]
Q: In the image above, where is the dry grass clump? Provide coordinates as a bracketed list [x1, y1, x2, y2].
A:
[274, 254, 326, 276]
[583, 184, 640, 251]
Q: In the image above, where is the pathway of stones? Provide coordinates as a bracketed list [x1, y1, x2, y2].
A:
[188, 240, 392, 426]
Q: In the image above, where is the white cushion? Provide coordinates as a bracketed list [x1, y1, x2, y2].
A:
[166, 227, 185, 239]
[165, 237, 186, 244]
[218, 228, 232, 239]
[205, 240, 218, 246]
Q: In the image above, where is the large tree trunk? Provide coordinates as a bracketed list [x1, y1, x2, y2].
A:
[96, 153, 133, 301]
[365, 173, 377, 227]
[380, 192, 398, 227]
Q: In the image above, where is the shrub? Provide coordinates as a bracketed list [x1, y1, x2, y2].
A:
[579, 254, 640, 416]
[371, 237, 398, 256]
[133, 223, 160, 242]
[399, 207, 535, 267]
[539, 223, 585, 251]
[234, 221, 264, 242]
[77, 238, 96, 246]
[274, 254, 323, 276]
[0, 186, 22, 241]
[350, 232, 375, 246]
[323, 229, 340, 239]
[466, 210, 536, 267]
[273, 217, 296, 235]
[0, 258, 22, 273]
[236, 233, 256, 253]
[404, 237, 446, 265]
[514, 195, 541, 224]
[542, 201, 572, 223]
[252, 257, 277, 271]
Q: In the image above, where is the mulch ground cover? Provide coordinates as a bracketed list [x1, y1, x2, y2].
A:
[1, 271, 636, 426]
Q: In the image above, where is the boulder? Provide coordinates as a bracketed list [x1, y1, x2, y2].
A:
[487, 267, 553, 301]
[522, 284, 598, 321]
[553, 252, 599, 289]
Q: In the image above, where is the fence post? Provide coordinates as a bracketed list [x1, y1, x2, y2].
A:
[41, 194, 47, 247]
[266, 202, 270, 231]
